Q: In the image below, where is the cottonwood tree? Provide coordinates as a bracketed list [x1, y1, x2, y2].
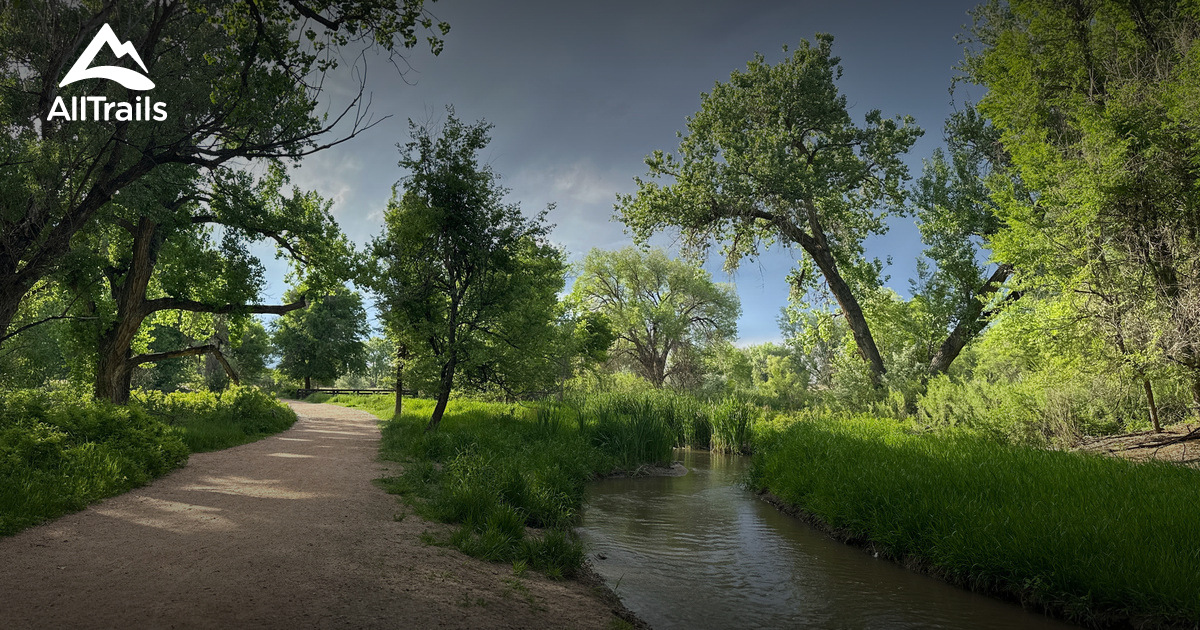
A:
[964, 0, 1200, 415]
[83, 164, 351, 403]
[368, 113, 566, 431]
[272, 286, 368, 390]
[617, 35, 921, 386]
[0, 0, 449, 346]
[913, 106, 1025, 376]
[569, 247, 740, 388]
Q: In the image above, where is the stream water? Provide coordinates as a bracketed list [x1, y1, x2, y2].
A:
[578, 449, 1076, 629]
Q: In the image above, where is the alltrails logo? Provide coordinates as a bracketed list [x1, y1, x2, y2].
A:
[47, 23, 167, 122]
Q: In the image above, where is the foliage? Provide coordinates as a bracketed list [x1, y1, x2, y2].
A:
[357, 397, 652, 578]
[0, 0, 449, 346]
[134, 386, 298, 453]
[228, 318, 273, 385]
[750, 414, 1200, 627]
[0, 389, 188, 535]
[272, 286, 369, 389]
[963, 0, 1200, 408]
[617, 34, 922, 384]
[367, 111, 566, 429]
[911, 105, 1023, 374]
[570, 247, 739, 388]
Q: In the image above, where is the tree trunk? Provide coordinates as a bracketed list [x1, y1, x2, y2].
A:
[95, 353, 136, 404]
[805, 243, 886, 386]
[0, 273, 33, 346]
[929, 265, 1017, 377]
[304, 374, 312, 390]
[1191, 376, 1200, 419]
[1143, 378, 1162, 433]
[393, 345, 405, 418]
[94, 217, 160, 403]
[426, 355, 457, 432]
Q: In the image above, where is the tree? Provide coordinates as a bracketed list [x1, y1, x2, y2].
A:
[272, 286, 368, 390]
[357, 336, 398, 389]
[368, 112, 566, 431]
[617, 35, 921, 386]
[81, 165, 351, 403]
[548, 307, 616, 398]
[229, 318, 272, 385]
[964, 0, 1200, 415]
[0, 0, 449, 347]
[913, 106, 1025, 375]
[569, 247, 740, 388]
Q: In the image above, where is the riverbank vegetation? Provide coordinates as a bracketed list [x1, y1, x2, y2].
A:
[3, 0, 1200, 626]
[0, 387, 296, 535]
[751, 416, 1200, 627]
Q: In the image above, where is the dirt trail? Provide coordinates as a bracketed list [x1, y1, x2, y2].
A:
[0, 401, 621, 629]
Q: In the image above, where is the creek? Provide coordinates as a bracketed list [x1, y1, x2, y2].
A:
[578, 449, 1076, 629]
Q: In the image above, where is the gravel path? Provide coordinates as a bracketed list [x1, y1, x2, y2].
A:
[0, 401, 619, 629]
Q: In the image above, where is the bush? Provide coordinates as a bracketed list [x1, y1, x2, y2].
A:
[0, 390, 189, 535]
[135, 386, 298, 452]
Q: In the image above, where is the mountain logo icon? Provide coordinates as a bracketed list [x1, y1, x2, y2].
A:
[59, 23, 154, 91]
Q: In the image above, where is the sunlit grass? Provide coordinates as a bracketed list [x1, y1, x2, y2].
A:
[140, 387, 297, 453]
[1, 387, 297, 536]
[750, 415, 1200, 627]
[324, 393, 677, 578]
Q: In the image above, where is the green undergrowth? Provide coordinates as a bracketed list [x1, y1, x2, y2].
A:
[136, 386, 298, 453]
[324, 393, 684, 578]
[750, 415, 1200, 628]
[1, 386, 296, 536]
[0, 389, 187, 535]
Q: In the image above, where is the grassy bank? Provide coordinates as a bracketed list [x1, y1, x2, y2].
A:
[137, 386, 297, 453]
[1, 386, 297, 536]
[750, 415, 1200, 628]
[322, 392, 684, 578]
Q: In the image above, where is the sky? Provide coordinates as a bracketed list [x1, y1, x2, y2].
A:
[265, 0, 983, 345]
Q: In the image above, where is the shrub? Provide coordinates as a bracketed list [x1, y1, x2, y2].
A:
[0, 390, 189, 535]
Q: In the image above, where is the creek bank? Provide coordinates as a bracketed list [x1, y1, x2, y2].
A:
[749, 417, 1200, 629]
[754, 491, 1082, 626]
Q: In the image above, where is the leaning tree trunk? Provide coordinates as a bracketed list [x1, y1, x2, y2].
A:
[805, 242, 886, 386]
[929, 265, 1016, 377]
[1142, 378, 1162, 433]
[426, 355, 458, 432]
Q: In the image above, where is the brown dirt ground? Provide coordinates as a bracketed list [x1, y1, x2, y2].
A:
[1074, 421, 1200, 467]
[0, 401, 634, 629]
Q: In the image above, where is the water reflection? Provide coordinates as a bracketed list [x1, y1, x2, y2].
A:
[578, 449, 1075, 630]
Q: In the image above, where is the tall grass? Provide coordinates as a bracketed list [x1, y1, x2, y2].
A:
[574, 395, 676, 469]
[0, 390, 188, 535]
[323, 393, 687, 578]
[2, 386, 297, 536]
[709, 396, 758, 453]
[750, 415, 1200, 627]
[137, 386, 297, 452]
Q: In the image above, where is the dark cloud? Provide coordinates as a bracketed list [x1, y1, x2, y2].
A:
[275, 0, 980, 342]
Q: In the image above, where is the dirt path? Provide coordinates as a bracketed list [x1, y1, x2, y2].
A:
[1075, 421, 1200, 467]
[0, 401, 624, 629]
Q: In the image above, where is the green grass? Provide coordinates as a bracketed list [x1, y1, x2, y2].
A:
[137, 386, 298, 453]
[323, 393, 675, 578]
[0, 389, 188, 535]
[750, 415, 1200, 627]
[1, 386, 297, 536]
